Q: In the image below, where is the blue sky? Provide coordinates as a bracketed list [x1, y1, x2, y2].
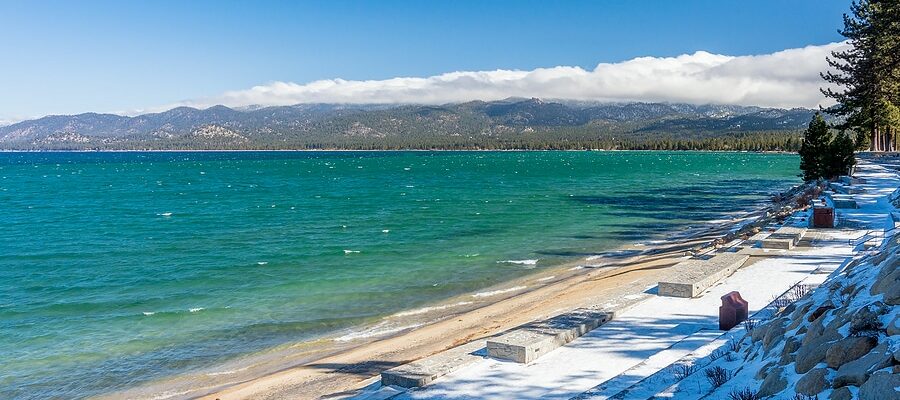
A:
[0, 0, 850, 121]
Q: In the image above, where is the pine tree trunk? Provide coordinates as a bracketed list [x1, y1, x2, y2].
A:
[872, 126, 879, 152]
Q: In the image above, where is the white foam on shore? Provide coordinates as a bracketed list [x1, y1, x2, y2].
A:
[393, 301, 474, 317]
[497, 259, 538, 266]
[471, 286, 527, 298]
[205, 365, 250, 377]
[536, 276, 556, 282]
[334, 322, 426, 342]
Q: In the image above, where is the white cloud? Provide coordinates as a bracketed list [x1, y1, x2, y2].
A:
[169, 42, 848, 111]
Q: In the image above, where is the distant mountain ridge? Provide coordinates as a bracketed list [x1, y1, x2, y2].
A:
[0, 99, 817, 150]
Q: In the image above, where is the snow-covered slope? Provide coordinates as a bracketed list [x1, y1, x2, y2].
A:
[698, 226, 899, 399]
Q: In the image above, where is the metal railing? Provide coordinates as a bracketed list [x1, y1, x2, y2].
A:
[848, 225, 899, 247]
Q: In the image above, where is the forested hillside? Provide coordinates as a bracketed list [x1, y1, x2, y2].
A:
[0, 99, 816, 151]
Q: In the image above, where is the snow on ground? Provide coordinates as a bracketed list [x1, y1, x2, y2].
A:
[374, 161, 899, 400]
[397, 235, 856, 400]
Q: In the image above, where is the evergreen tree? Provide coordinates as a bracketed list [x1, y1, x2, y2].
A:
[799, 113, 833, 181]
[825, 132, 857, 177]
[822, 0, 900, 151]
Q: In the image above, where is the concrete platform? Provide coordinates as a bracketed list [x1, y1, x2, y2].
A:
[744, 232, 770, 248]
[657, 253, 749, 298]
[486, 308, 614, 364]
[380, 340, 486, 388]
[828, 193, 859, 209]
[760, 226, 806, 249]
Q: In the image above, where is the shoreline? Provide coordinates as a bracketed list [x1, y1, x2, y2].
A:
[0, 149, 797, 154]
[98, 187, 805, 400]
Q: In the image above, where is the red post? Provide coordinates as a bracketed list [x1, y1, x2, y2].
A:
[813, 207, 834, 228]
[719, 291, 749, 330]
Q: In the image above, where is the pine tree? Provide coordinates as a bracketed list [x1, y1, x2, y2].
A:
[822, 0, 900, 151]
[825, 132, 857, 177]
[799, 113, 833, 181]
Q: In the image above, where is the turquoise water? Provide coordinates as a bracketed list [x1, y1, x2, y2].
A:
[0, 151, 798, 399]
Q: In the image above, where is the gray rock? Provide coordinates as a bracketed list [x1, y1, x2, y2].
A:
[824, 309, 852, 333]
[807, 302, 834, 322]
[795, 330, 841, 374]
[829, 386, 853, 400]
[833, 342, 893, 388]
[825, 336, 877, 369]
[803, 315, 827, 345]
[859, 370, 900, 400]
[779, 337, 801, 365]
[752, 319, 776, 343]
[755, 360, 776, 380]
[758, 366, 787, 397]
[871, 258, 900, 305]
[796, 367, 829, 396]
[887, 314, 899, 336]
[763, 322, 786, 353]
[850, 302, 888, 335]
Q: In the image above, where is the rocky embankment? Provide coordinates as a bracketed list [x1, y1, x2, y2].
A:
[733, 231, 899, 399]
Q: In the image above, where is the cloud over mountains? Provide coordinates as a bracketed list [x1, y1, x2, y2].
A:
[172, 42, 846, 111]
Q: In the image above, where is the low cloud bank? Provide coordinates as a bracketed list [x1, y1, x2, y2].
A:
[173, 42, 847, 111]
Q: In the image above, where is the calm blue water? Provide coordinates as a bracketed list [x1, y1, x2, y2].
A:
[0, 151, 799, 399]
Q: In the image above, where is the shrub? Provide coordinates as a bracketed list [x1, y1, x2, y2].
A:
[729, 388, 761, 400]
[671, 363, 697, 380]
[743, 318, 757, 332]
[727, 337, 742, 352]
[704, 366, 730, 388]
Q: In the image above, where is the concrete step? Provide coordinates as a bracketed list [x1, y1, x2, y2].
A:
[657, 253, 749, 298]
[744, 232, 770, 248]
[379, 340, 486, 388]
[828, 193, 858, 209]
[760, 226, 807, 249]
[486, 308, 614, 364]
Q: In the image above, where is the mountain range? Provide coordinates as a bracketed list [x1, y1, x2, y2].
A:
[0, 98, 817, 150]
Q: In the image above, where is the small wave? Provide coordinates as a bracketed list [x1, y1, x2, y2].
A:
[206, 365, 250, 376]
[471, 286, 527, 298]
[393, 301, 474, 317]
[497, 259, 538, 266]
[335, 322, 425, 342]
[189, 307, 204, 313]
[382, 229, 390, 233]
[142, 311, 156, 316]
[157, 212, 173, 217]
[256, 261, 268, 265]
[343, 250, 360, 254]
[148, 389, 196, 400]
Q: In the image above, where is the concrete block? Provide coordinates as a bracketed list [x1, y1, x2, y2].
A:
[380, 340, 485, 388]
[658, 253, 749, 298]
[828, 193, 858, 209]
[746, 232, 770, 247]
[486, 308, 613, 363]
[761, 226, 807, 249]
